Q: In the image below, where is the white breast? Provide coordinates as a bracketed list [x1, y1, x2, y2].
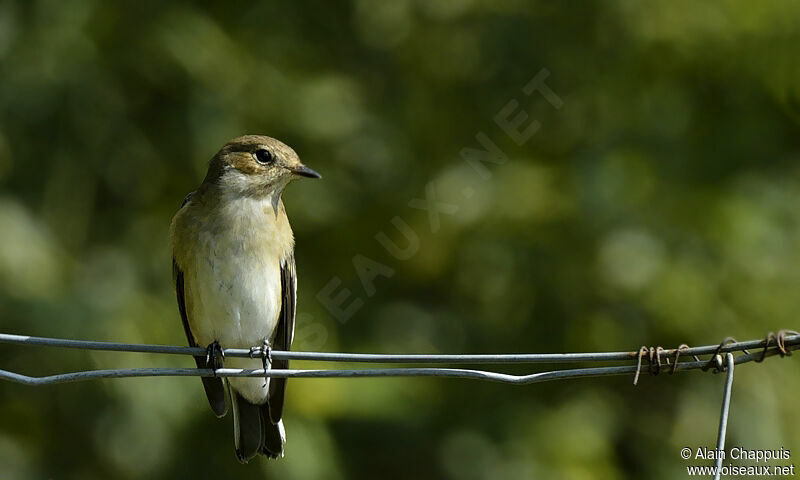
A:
[188, 235, 281, 347]
[178, 194, 294, 404]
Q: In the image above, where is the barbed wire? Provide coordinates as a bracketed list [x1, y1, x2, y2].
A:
[0, 330, 796, 386]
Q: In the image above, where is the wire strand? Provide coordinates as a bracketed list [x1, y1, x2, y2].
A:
[1, 332, 797, 362]
[0, 331, 796, 386]
[713, 353, 735, 480]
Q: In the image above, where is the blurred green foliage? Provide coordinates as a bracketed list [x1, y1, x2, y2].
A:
[1, 1, 800, 479]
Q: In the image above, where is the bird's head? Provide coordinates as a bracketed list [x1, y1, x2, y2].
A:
[204, 135, 321, 199]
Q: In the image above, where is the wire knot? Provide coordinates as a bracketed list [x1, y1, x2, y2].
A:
[701, 337, 737, 373]
[670, 344, 696, 375]
[633, 342, 706, 385]
[756, 330, 798, 362]
[633, 345, 670, 385]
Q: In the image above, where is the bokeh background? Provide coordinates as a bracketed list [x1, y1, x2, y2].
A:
[1, 1, 800, 478]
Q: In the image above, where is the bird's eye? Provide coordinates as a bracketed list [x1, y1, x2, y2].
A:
[254, 149, 274, 165]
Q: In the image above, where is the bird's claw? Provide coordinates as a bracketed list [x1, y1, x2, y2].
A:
[206, 341, 224, 376]
[248, 339, 272, 364]
[249, 338, 272, 389]
[262, 339, 272, 389]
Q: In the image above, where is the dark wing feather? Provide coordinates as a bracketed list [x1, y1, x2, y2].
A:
[267, 253, 296, 424]
[174, 254, 228, 416]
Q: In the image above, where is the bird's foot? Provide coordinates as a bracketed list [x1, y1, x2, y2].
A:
[248, 339, 272, 365]
[206, 341, 224, 376]
[248, 338, 272, 388]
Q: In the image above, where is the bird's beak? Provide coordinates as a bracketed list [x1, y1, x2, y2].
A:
[289, 164, 322, 179]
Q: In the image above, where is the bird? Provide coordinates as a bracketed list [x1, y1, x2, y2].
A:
[170, 135, 320, 462]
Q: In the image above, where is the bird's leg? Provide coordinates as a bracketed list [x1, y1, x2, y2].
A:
[249, 338, 272, 388]
[205, 340, 224, 377]
[261, 338, 272, 388]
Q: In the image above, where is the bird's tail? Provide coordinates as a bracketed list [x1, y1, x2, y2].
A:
[231, 390, 286, 463]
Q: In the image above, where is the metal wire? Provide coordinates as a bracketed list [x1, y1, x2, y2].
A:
[713, 353, 735, 480]
[0, 331, 796, 386]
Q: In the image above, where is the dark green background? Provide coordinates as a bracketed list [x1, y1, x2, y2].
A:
[1, 1, 799, 478]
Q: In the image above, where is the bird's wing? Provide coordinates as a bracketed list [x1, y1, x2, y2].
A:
[173, 193, 228, 417]
[174, 259, 228, 417]
[267, 252, 296, 424]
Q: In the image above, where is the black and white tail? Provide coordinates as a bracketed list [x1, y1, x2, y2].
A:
[231, 390, 286, 463]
